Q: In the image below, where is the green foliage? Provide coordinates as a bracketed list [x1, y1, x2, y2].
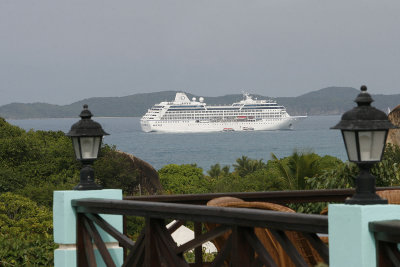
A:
[288, 202, 329, 215]
[0, 192, 56, 266]
[307, 162, 357, 190]
[213, 169, 284, 193]
[184, 248, 217, 263]
[125, 216, 145, 240]
[0, 118, 25, 138]
[159, 164, 212, 194]
[207, 163, 222, 179]
[209, 152, 344, 194]
[371, 143, 400, 187]
[307, 144, 400, 190]
[0, 119, 148, 264]
[0, 121, 80, 203]
[233, 156, 266, 177]
[270, 151, 341, 190]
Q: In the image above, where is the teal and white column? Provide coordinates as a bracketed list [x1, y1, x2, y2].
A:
[329, 204, 400, 267]
[53, 189, 124, 267]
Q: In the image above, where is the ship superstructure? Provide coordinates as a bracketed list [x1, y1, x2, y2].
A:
[140, 92, 305, 133]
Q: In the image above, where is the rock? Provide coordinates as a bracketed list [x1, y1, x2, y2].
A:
[117, 151, 163, 194]
[387, 104, 400, 147]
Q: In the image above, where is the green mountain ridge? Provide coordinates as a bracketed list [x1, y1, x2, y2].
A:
[1, 87, 399, 119]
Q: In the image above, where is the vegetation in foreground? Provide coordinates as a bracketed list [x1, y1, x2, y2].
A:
[0, 118, 140, 266]
[1, 117, 399, 265]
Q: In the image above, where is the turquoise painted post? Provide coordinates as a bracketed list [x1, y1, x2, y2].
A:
[329, 204, 400, 267]
[53, 189, 124, 267]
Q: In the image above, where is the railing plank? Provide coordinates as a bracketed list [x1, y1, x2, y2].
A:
[85, 213, 135, 249]
[210, 235, 232, 267]
[301, 232, 329, 263]
[122, 230, 145, 267]
[124, 187, 400, 205]
[152, 218, 189, 267]
[80, 214, 97, 267]
[77, 213, 91, 267]
[383, 243, 400, 267]
[243, 227, 277, 267]
[72, 199, 328, 234]
[83, 216, 116, 267]
[231, 226, 253, 267]
[269, 229, 308, 267]
[176, 224, 231, 254]
[194, 222, 203, 266]
[144, 217, 160, 267]
[167, 220, 185, 234]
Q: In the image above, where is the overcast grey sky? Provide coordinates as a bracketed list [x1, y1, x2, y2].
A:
[1, 1, 400, 106]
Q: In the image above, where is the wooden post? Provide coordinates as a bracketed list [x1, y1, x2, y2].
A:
[194, 222, 203, 266]
[231, 226, 253, 267]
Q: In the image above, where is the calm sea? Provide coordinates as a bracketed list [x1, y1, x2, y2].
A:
[7, 116, 347, 171]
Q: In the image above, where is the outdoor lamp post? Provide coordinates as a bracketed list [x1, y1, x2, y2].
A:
[332, 85, 397, 204]
[67, 104, 109, 190]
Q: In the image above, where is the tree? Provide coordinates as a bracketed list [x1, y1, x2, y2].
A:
[307, 144, 400, 190]
[371, 143, 400, 187]
[158, 164, 211, 194]
[270, 151, 338, 190]
[222, 165, 230, 176]
[207, 163, 222, 179]
[0, 120, 80, 206]
[306, 162, 357, 190]
[0, 192, 56, 266]
[233, 156, 265, 177]
[213, 168, 285, 193]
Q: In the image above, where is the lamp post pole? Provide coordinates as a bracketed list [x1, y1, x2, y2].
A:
[347, 163, 384, 204]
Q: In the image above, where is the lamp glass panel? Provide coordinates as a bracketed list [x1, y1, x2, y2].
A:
[80, 137, 101, 159]
[343, 131, 358, 161]
[72, 137, 81, 160]
[359, 131, 386, 161]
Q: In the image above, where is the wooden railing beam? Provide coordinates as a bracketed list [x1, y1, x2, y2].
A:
[124, 187, 400, 205]
[72, 199, 328, 234]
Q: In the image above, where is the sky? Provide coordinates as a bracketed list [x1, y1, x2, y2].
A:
[1, 1, 400, 106]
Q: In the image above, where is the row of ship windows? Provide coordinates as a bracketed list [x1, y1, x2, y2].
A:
[163, 113, 283, 117]
[161, 115, 284, 120]
[153, 120, 283, 125]
[165, 111, 283, 114]
[166, 108, 282, 112]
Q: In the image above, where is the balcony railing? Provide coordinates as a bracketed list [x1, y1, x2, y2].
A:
[72, 187, 400, 266]
[73, 198, 328, 266]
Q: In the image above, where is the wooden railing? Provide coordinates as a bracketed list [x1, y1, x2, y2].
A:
[72, 198, 328, 266]
[73, 187, 400, 266]
[369, 220, 400, 267]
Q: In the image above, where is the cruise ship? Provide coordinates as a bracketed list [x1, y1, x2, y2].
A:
[140, 92, 306, 133]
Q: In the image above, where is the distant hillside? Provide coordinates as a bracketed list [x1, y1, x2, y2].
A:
[276, 87, 360, 115]
[1, 87, 400, 119]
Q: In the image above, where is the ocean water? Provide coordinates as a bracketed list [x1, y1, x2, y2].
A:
[7, 116, 347, 171]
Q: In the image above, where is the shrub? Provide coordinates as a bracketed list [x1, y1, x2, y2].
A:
[0, 192, 56, 266]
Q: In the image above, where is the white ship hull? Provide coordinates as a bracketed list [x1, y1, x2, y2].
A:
[140, 92, 307, 133]
[140, 116, 305, 133]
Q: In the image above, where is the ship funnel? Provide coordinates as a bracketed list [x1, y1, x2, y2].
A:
[174, 93, 191, 103]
